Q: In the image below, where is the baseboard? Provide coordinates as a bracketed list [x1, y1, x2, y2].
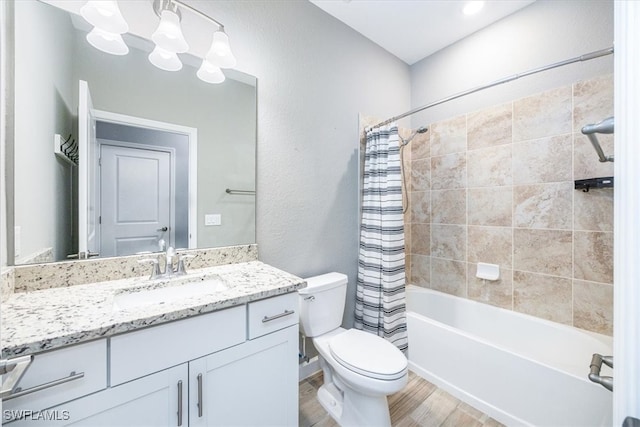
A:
[299, 356, 320, 381]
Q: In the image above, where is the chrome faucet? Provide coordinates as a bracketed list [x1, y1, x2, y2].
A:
[139, 247, 195, 280]
[164, 246, 176, 277]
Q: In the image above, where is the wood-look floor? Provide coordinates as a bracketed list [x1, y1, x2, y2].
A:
[299, 371, 505, 427]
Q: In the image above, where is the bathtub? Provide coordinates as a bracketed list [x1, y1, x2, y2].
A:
[406, 285, 613, 427]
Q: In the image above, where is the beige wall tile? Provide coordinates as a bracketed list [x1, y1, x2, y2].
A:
[431, 115, 466, 156]
[512, 135, 572, 184]
[411, 127, 431, 160]
[467, 103, 512, 150]
[513, 85, 572, 142]
[431, 189, 466, 224]
[410, 191, 430, 224]
[467, 226, 512, 268]
[574, 188, 613, 232]
[513, 271, 572, 325]
[467, 264, 513, 309]
[468, 187, 513, 226]
[411, 158, 430, 191]
[410, 255, 430, 288]
[513, 182, 573, 229]
[431, 153, 466, 190]
[574, 231, 613, 284]
[467, 145, 512, 188]
[514, 229, 572, 277]
[431, 224, 466, 261]
[573, 74, 614, 133]
[411, 223, 431, 256]
[431, 258, 467, 297]
[573, 279, 613, 335]
[574, 134, 614, 180]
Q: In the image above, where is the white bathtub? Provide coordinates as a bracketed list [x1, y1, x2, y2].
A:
[406, 285, 613, 426]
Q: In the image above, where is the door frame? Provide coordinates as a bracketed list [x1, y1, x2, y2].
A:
[613, 1, 640, 423]
[93, 110, 198, 249]
[99, 140, 177, 255]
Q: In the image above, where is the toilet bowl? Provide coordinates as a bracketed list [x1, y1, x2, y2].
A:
[299, 273, 408, 427]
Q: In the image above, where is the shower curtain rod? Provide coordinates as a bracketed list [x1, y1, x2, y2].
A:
[367, 46, 614, 131]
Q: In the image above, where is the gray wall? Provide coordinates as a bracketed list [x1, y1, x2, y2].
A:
[189, 0, 412, 327]
[14, 0, 75, 262]
[410, 0, 613, 127]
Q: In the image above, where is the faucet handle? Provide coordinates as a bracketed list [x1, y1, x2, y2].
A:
[176, 254, 195, 276]
[138, 258, 161, 280]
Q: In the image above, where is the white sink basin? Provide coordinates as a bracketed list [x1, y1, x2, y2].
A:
[113, 277, 228, 311]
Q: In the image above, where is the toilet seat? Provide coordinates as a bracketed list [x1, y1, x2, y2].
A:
[329, 329, 407, 381]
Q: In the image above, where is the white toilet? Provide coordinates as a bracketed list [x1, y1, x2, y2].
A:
[299, 272, 408, 427]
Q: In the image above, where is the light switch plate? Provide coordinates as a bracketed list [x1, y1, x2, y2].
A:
[205, 214, 222, 226]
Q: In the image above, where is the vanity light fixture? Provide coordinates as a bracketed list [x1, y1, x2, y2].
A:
[80, 0, 129, 55]
[80, 0, 128, 33]
[81, 0, 237, 84]
[197, 60, 225, 84]
[148, 46, 183, 71]
[205, 29, 237, 69]
[152, 6, 189, 53]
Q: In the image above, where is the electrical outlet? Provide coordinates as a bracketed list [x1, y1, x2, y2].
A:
[205, 214, 222, 226]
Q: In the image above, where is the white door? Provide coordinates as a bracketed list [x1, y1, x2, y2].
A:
[77, 80, 100, 258]
[100, 144, 173, 257]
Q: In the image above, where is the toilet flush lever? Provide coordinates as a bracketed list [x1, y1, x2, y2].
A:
[303, 296, 315, 302]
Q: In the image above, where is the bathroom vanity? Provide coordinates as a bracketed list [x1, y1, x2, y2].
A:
[1, 261, 305, 426]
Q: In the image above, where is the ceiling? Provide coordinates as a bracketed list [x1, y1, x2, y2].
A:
[310, 0, 536, 65]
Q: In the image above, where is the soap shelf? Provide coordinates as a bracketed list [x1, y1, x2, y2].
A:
[54, 133, 78, 165]
[574, 177, 613, 192]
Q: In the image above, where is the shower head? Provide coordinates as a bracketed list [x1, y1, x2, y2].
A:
[400, 126, 429, 146]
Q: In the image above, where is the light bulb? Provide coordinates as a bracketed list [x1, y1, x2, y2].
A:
[197, 60, 225, 84]
[148, 46, 182, 71]
[80, 1, 128, 34]
[86, 27, 129, 55]
[152, 10, 189, 53]
[205, 30, 237, 69]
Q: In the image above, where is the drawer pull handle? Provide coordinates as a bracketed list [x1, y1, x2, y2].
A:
[4, 371, 85, 401]
[262, 310, 295, 323]
[177, 380, 183, 426]
[197, 373, 203, 417]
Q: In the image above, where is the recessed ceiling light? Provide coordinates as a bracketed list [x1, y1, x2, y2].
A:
[463, 1, 485, 16]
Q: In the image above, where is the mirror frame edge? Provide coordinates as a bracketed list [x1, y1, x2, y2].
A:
[2, 0, 16, 266]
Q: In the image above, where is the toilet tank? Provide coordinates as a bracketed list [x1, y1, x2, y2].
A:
[299, 272, 348, 337]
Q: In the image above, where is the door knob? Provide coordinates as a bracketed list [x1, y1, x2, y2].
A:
[157, 226, 168, 232]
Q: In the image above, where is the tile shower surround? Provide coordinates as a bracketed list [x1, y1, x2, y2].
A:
[405, 74, 614, 336]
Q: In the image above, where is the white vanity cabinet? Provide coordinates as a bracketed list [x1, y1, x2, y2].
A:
[5, 293, 299, 427]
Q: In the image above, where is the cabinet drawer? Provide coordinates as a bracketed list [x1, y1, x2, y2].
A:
[110, 305, 246, 386]
[2, 340, 107, 421]
[248, 293, 299, 339]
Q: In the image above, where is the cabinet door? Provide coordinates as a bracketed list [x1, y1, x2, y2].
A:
[189, 325, 298, 427]
[7, 364, 188, 427]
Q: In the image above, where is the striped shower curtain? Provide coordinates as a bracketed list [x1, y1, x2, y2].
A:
[355, 124, 408, 353]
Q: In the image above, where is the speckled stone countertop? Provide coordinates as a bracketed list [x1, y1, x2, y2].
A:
[1, 261, 305, 358]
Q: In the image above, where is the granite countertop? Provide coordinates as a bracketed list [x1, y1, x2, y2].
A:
[1, 261, 306, 358]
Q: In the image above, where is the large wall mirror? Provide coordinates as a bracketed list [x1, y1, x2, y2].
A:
[10, 0, 257, 265]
